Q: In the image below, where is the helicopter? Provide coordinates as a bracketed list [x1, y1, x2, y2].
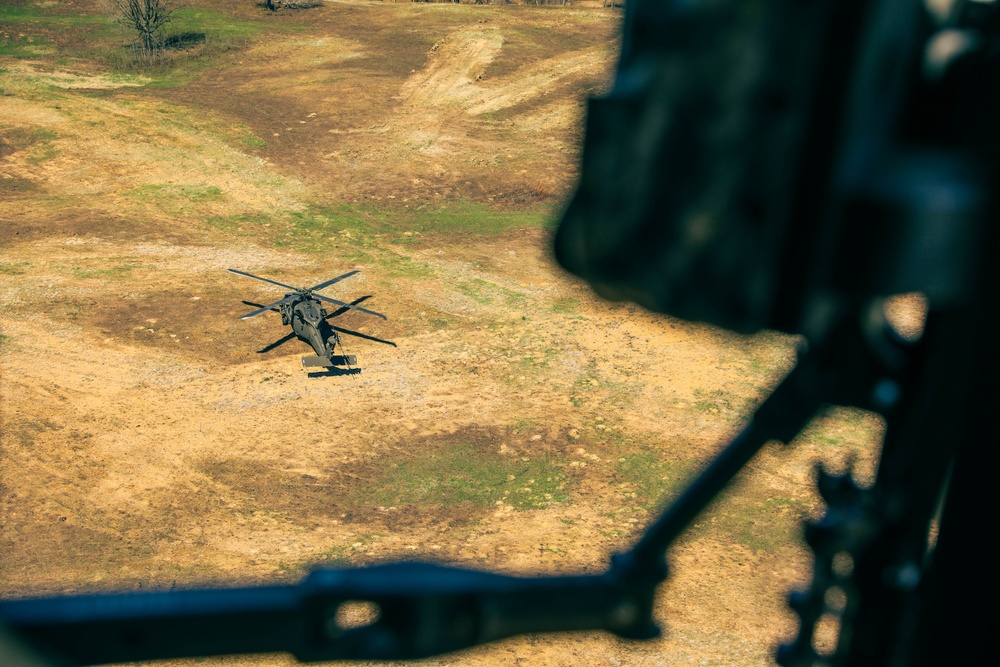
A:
[228, 268, 395, 369]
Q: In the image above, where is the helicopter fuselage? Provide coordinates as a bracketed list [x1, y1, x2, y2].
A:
[280, 295, 339, 358]
[230, 267, 390, 369]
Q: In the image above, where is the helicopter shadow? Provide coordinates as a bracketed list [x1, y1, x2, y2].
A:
[307, 367, 361, 378]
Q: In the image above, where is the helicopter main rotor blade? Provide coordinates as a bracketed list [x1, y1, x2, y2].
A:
[257, 331, 298, 354]
[324, 295, 372, 319]
[309, 270, 360, 293]
[331, 325, 397, 347]
[240, 295, 298, 320]
[228, 269, 301, 292]
[313, 294, 387, 320]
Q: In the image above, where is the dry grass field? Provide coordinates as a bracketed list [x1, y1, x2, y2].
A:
[1, 1, 885, 665]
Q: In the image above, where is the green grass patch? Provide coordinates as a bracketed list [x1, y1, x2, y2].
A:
[206, 212, 274, 232]
[32, 129, 58, 142]
[0, 261, 30, 275]
[99, 9, 307, 88]
[167, 8, 270, 43]
[266, 207, 434, 278]
[517, 347, 559, 371]
[692, 398, 723, 413]
[551, 297, 579, 314]
[2, 128, 58, 155]
[0, 6, 117, 57]
[241, 133, 266, 148]
[307, 544, 352, 568]
[336, 200, 551, 237]
[0, 6, 108, 26]
[455, 278, 526, 307]
[405, 200, 552, 236]
[793, 406, 884, 452]
[132, 183, 223, 200]
[0, 35, 54, 58]
[294, 200, 551, 242]
[455, 279, 495, 305]
[375, 249, 434, 280]
[353, 441, 568, 511]
[511, 418, 540, 435]
[691, 388, 739, 415]
[61, 263, 138, 280]
[615, 450, 698, 510]
[699, 493, 809, 553]
[0, 4, 297, 76]
[25, 142, 59, 165]
[241, 201, 552, 256]
[273, 206, 376, 253]
[106, 72, 148, 86]
[128, 183, 225, 213]
[0, 175, 39, 194]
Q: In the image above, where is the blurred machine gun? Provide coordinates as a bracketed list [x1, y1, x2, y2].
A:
[2, 0, 997, 664]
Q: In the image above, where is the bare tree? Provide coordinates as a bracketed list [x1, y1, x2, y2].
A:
[112, 0, 176, 54]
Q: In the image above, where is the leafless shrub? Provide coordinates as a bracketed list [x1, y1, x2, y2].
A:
[111, 0, 177, 55]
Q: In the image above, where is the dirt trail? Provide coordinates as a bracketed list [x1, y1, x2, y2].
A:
[388, 24, 614, 181]
[399, 28, 506, 108]
[399, 27, 611, 116]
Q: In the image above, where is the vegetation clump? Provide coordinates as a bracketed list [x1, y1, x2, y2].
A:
[112, 0, 178, 56]
[356, 441, 568, 511]
[263, 0, 324, 11]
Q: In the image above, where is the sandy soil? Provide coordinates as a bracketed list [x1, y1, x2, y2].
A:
[1, 2, 886, 666]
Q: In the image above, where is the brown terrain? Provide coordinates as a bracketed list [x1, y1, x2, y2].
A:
[1, 1, 890, 665]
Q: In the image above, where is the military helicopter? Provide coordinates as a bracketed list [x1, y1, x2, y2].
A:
[229, 268, 395, 369]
